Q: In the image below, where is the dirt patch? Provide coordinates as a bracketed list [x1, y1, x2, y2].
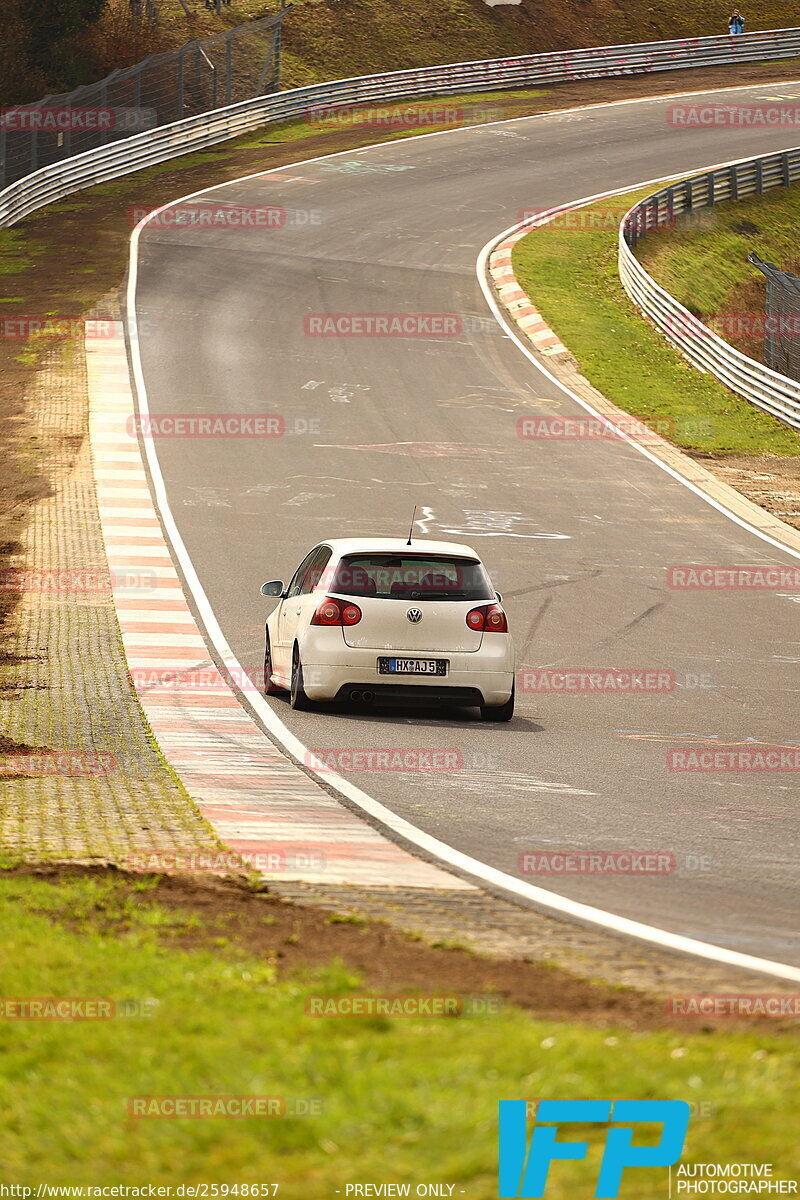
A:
[13, 0, 800, 106]
[692, 452, 800, 524]
[8, 862, 779, 1032]
[0, 735, 43, 754]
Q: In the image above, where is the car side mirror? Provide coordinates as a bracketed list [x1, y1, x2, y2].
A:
[495, 591, 503, 603]
[260, 580, 284, 597]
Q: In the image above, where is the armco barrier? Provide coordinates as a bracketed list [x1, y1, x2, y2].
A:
[3, 28, 800, 228]
[619, 147, 800, 431]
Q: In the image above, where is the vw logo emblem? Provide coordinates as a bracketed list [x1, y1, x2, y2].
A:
[406, 608, 423, 623]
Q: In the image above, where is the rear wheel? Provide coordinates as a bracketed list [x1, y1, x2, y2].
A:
[480, 682, 514, 723]
[290, 646, 313, 710]
[263, 630, 282, 696]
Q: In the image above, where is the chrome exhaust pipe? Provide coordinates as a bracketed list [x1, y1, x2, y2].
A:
[361, 690, 375, 704]
[350, 689, 363, 703]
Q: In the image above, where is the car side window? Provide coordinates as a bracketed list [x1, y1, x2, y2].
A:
[286, 548, 319, 599]
[300, 546, 332, 595]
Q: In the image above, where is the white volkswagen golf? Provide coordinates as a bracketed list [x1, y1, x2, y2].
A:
[260, 538, 515, 721]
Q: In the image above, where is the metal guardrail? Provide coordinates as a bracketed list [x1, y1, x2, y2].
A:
[3, 27, 800, 228]
[619, 148, 800, 431]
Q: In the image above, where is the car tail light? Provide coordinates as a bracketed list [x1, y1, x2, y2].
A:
[311, 597, 362, 626]
[466, 603, 508, 633]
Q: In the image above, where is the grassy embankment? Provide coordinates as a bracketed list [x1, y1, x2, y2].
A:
[0, 870, 797, 1190]
[512, 186, 800, 457]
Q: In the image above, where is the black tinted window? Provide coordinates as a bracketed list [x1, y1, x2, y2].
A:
[286, 548, 319, 598]
[301, 546, 332, 594]
[330, 555, 494, 601]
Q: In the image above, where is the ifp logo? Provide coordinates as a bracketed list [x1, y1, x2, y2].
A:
[498, 1100, 690, 1197]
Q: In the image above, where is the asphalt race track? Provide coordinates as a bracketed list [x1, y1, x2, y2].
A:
[130, 80, 800, 967]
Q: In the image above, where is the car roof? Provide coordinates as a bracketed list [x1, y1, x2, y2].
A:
[319, 538, 483, 560]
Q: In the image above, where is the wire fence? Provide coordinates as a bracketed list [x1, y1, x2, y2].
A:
[0, 9, 289, 189]
[748, 252, 800, 383]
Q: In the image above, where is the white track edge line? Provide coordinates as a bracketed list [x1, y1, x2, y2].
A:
[126, 85, 800, 982]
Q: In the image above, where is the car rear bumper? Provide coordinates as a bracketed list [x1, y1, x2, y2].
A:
[300, 640, 514, 706]
[332, 682, 486, 707]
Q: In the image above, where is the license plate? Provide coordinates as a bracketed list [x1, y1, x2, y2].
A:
[378, 657, 447, 676]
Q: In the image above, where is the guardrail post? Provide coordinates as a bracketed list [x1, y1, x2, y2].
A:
[685, 178, 693, 212]
[100, 84, 109, 145]
[756, 159, 764, 194]
[782, 151, 791, 187]
[707, 171, 715, 206]
[730, 163, 738, 200]
[273, 8, 286, 93]
[177, 48, 185, 120]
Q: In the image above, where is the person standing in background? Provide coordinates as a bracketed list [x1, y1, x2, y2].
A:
[728, 9, 745, 33]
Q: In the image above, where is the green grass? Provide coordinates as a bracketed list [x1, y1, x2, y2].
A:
[0, 870, 798, 1192]
[0, 228, 46, 275]
[511, 187, 800, 456]
[636, 180, 800, 317]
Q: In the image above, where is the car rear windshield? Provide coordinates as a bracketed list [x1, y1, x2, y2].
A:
[329, 555, 495, 601]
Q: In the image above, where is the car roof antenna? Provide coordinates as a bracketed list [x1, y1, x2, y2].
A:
[406, 505, 417, 546]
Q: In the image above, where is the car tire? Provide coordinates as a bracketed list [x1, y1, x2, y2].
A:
[290, 646, 313, 710]
[480, 682, 514, 723]
[263, 630, 282, 696]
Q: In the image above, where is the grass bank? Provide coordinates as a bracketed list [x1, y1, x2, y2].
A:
[16, 0, 800, 106]
[511, 187, 800, 457]
[0, 869, 797, 1191]
[636, 180, 800, 364]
